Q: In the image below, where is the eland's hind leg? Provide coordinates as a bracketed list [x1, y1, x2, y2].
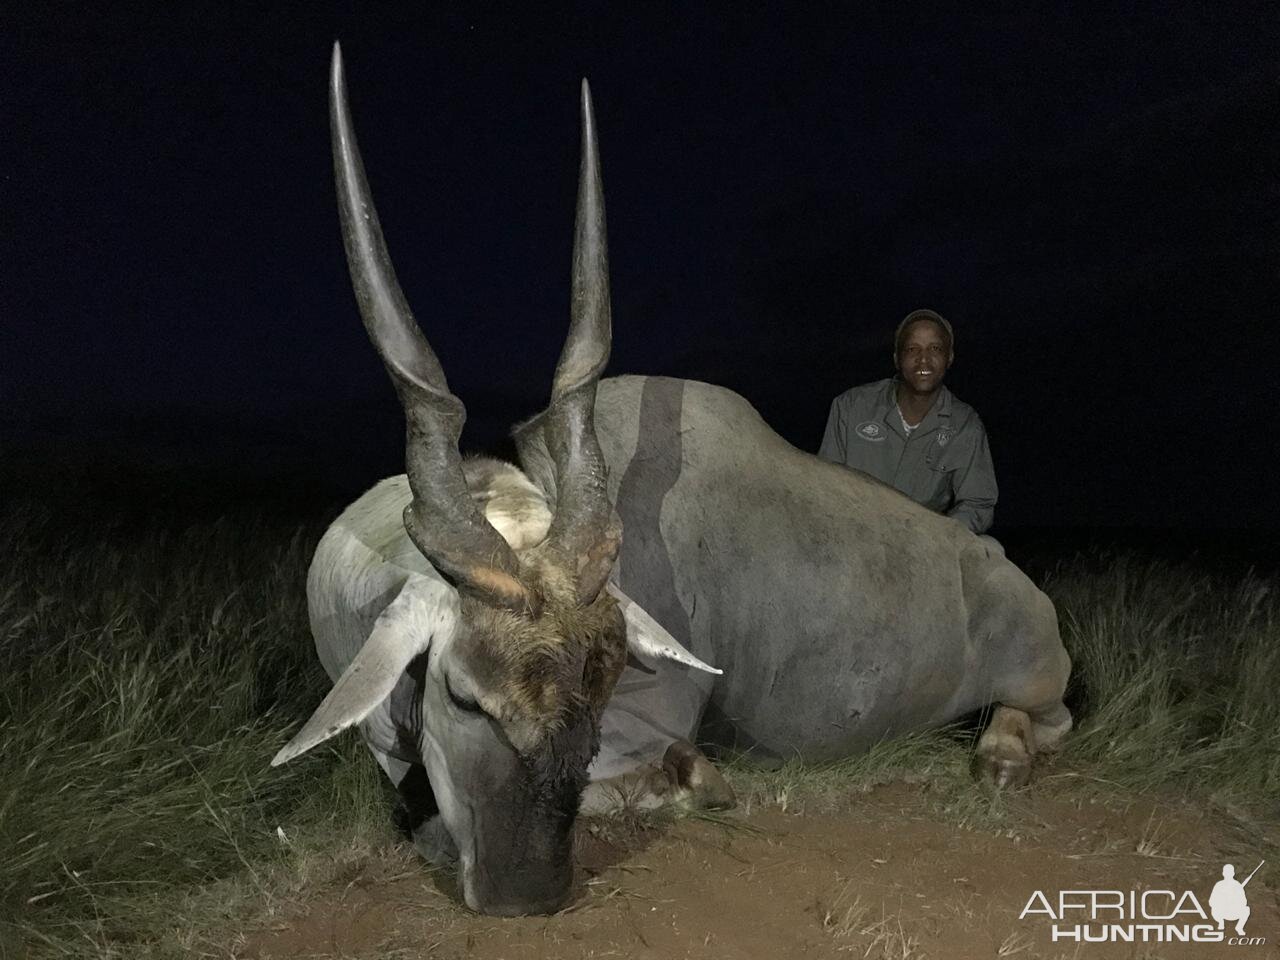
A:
[973, 679, 1072, 788]
[1029, 699, 1072, 752]
[971, 567, 1073, 788]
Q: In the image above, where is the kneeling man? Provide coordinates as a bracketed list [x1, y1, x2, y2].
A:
[819, 308, 996, 535]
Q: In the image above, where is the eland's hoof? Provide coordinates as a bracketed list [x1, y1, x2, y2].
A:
[663, 740, 736, 810]
[971, 750, 1032, 790]
[579, 765, 672, 815]
[411, 814, 459, 865]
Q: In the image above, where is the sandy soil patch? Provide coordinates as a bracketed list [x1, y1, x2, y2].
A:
[238, 783, 1276, 959]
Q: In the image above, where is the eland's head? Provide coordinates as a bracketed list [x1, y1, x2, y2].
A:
[270, 44, 717, 916]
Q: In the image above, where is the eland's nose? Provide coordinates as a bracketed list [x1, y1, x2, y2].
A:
[462, 862, 572, 916]
[474, 891, 571, 917]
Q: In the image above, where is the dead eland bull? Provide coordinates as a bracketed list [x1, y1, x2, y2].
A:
[274, 45, 1073, 917]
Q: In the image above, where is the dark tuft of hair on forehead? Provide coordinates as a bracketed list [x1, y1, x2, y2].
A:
[459, 565, 627, 738]
[520, 701, 600, 821]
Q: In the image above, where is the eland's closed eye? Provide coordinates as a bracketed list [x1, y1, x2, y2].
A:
[445, 677, 484, 715]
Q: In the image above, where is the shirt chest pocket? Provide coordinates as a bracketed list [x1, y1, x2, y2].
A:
[924, 430, 956, 475]
[924, 447, 953, 475]
[920, 453, 955, 509]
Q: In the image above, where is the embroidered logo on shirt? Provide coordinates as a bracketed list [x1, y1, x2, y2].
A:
[937, 428, 953, 447]
[855, 421, 886, 442]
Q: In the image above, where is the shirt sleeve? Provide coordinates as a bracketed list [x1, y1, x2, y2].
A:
[818, 397, 847, 464]
[947, 417, 998, 534]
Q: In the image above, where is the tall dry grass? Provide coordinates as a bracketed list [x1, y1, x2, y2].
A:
[1049, 552, 1279, 802]
[0, 504, 389, 957]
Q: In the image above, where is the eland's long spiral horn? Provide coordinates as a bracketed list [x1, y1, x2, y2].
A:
[329, 42, 529, 612]
[544, 80, 620, 605]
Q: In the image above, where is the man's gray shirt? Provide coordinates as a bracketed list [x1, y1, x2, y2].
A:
[818, 378, 997, 534]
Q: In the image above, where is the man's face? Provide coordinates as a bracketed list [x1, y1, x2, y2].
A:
[896, 320, 953, 395]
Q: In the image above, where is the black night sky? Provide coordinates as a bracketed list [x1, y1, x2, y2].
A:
[4, 4, 1277, 541]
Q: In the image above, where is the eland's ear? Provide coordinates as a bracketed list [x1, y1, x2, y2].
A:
[607, 582, 722, 676]
[271, 574, 460, 766]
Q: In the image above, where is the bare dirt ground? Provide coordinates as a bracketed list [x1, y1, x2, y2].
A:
[238, 783, 1276, 960]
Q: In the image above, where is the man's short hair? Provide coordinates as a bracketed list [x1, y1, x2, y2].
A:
[894, 308, 954, 362]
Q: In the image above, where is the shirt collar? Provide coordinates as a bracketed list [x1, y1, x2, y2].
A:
[884, 377, 952, 439]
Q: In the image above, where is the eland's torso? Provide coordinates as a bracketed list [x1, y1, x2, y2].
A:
[591, 375, 1022, 759]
